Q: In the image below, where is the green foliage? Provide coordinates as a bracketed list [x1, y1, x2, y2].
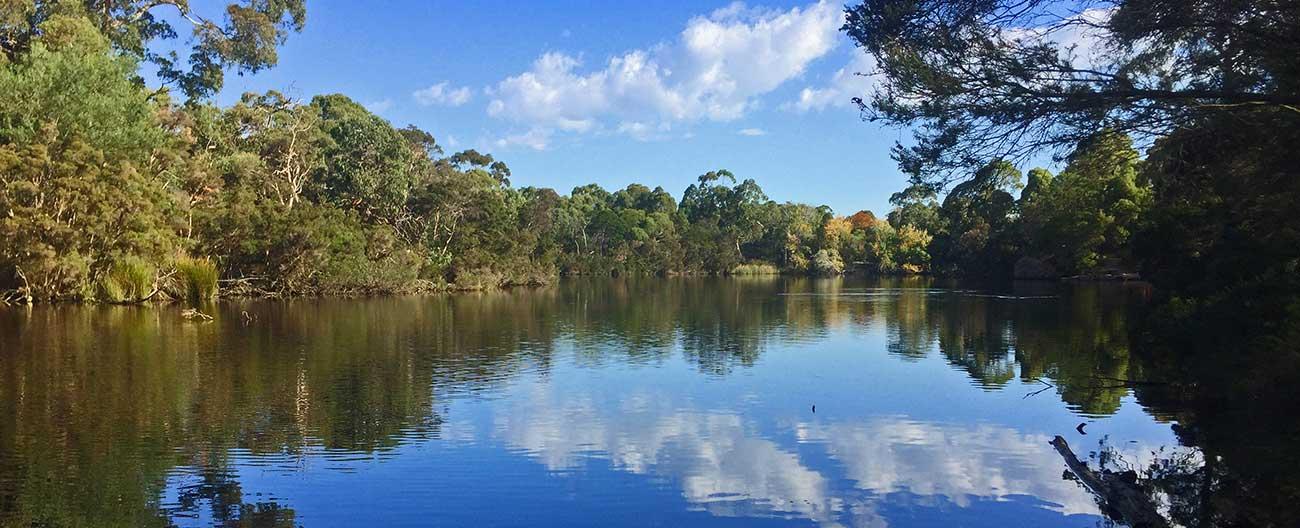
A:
[1021, 132, 1150, 274]
[311, 94, 416, 219]
[844, 0, 1300, 351]
[861, 222, 932, 274]
[0, 0, 1229, 307]
[843, 0, 1300, 182]
[812, 249, 845, 275]
[0, 3, 953, 300]
[929, 161, 1022, 275]
[0, 1, 306, 100]
[0, 13, 180, 301]
[731, 262, 780, 275]
[0, 16, 163, 160]
[680, 170, 772, 267]
[175, 257, 219, 302]
[887, 184, 942, 233]
[894, 225, 932, 274]
[97, 256, 156, 303]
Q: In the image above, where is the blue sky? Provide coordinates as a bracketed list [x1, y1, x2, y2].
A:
[199, 0, 912, 216]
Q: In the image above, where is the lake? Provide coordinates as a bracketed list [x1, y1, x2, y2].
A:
[0, 277, 1254, 527]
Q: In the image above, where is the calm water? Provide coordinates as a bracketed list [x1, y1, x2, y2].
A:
[0, 277, 1182, 527]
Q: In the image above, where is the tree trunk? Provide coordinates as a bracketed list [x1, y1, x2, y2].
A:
[1050, 436, 1170, 528]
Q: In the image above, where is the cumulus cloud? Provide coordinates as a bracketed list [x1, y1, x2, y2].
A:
[617, 120, 674, 142]
[494, 127, 551, 151]
[364, 98, 394, 113]
[489, 379, 1126, 526]
[737, 127, 766, 136]
[786, 52, 878, 113]
[493, 384, 840, 523]
[787, 8, 1112, 115]
[486, 1, 842, 141]
[413, 81, 474, 107]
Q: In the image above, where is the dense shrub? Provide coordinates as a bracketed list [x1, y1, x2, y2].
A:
[175, 257, 219, 302]
[97, 256, 156, 303]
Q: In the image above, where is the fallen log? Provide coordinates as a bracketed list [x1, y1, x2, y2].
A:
[1050, 435, 1170, 528]
[181, 308, 214, 321]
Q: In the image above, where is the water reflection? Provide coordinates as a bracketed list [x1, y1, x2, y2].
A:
[0, 277, 1221, 527]
[491, 377, 1126, 526]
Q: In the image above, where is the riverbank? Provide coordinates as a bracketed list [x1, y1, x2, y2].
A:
[0, 267, 1153, 307]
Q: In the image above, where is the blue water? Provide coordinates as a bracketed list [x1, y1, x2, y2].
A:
[0, 277, 1174, 527]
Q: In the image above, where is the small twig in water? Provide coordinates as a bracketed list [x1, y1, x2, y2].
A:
[1024, 378, 1055, 399]
[1091, 376, 1169, 386]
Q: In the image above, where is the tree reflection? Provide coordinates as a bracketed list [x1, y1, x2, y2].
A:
[0, 277, 1293, 526]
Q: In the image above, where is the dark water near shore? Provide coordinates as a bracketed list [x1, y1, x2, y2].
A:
[0, 277, 1272, 527]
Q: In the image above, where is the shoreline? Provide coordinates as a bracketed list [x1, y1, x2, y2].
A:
[0, 271, 1151, 307]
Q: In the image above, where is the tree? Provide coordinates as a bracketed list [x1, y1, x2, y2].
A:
[886, 183, 942, 233]
[450, 149, 511, 186]
[844, 0, 1300, 307]
[895, 225, 933, 273]
[848, 210, 877, 230]
[931, 160, 1022, 275]
[310, 94, 416, 221]
[843, 0, 1300, 185]
[0, 15, 175, 299]
[219, 91, 326, 210]
[1, 0, 307, 99]
[812, 248, 845, 275]
[680, 170, 772, 263]
[1022, 131, 1150, 273]
[0, 15, 162, 158]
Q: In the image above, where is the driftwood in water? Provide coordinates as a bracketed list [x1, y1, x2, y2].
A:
[181, 308, 214, 321]
[1050, 435, 1170, 528]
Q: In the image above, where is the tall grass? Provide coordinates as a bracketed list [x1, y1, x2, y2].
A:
[730, 262, 781, 275]
[97, 256, 156, 303]
[176, 257, 219, 302]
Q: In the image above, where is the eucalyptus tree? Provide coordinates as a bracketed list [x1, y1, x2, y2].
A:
[1, 0, 306, 99]
[680, 170, 774, 263]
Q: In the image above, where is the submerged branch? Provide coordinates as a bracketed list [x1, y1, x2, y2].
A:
[1023, 378, 1055, 399]
[1050, 435, 1170, 528]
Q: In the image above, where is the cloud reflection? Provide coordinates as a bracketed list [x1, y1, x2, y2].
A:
[491, 380, 1107, 527]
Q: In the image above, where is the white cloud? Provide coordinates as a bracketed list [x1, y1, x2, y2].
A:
[364, 98, 394, 113]
[617, 120, 674, 142]
[413, 82, 474, 107]
[787, 8, 1112, 115]
[486, 1, 842, 138]
[785, 52, 878, 113]
[494, 127, 551, 151]
[737, 127, 766, 136]
[488, 379, 1129, 526]
[556, 117, 595, 133]
[1004, 8, 1113, 71]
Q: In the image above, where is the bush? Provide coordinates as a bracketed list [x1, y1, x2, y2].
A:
[175, 257, 219, 302]
[731, 262, 780, 275]
[97, 256, 155, 302]
[812, 249, 845, 275]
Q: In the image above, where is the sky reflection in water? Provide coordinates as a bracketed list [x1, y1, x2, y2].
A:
[0, 277, 1173, 527]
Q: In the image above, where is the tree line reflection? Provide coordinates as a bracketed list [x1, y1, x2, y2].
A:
[0, 277, 1210, 526]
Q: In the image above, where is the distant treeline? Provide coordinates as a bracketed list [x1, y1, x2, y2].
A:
[3, 1, 1295, 314]
[0, 5, 1145, 303]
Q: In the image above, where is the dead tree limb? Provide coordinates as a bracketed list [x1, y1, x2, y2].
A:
[1050, 435, 1170, 528]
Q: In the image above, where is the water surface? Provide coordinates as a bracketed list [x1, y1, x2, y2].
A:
[0, 277, 1179, 527]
